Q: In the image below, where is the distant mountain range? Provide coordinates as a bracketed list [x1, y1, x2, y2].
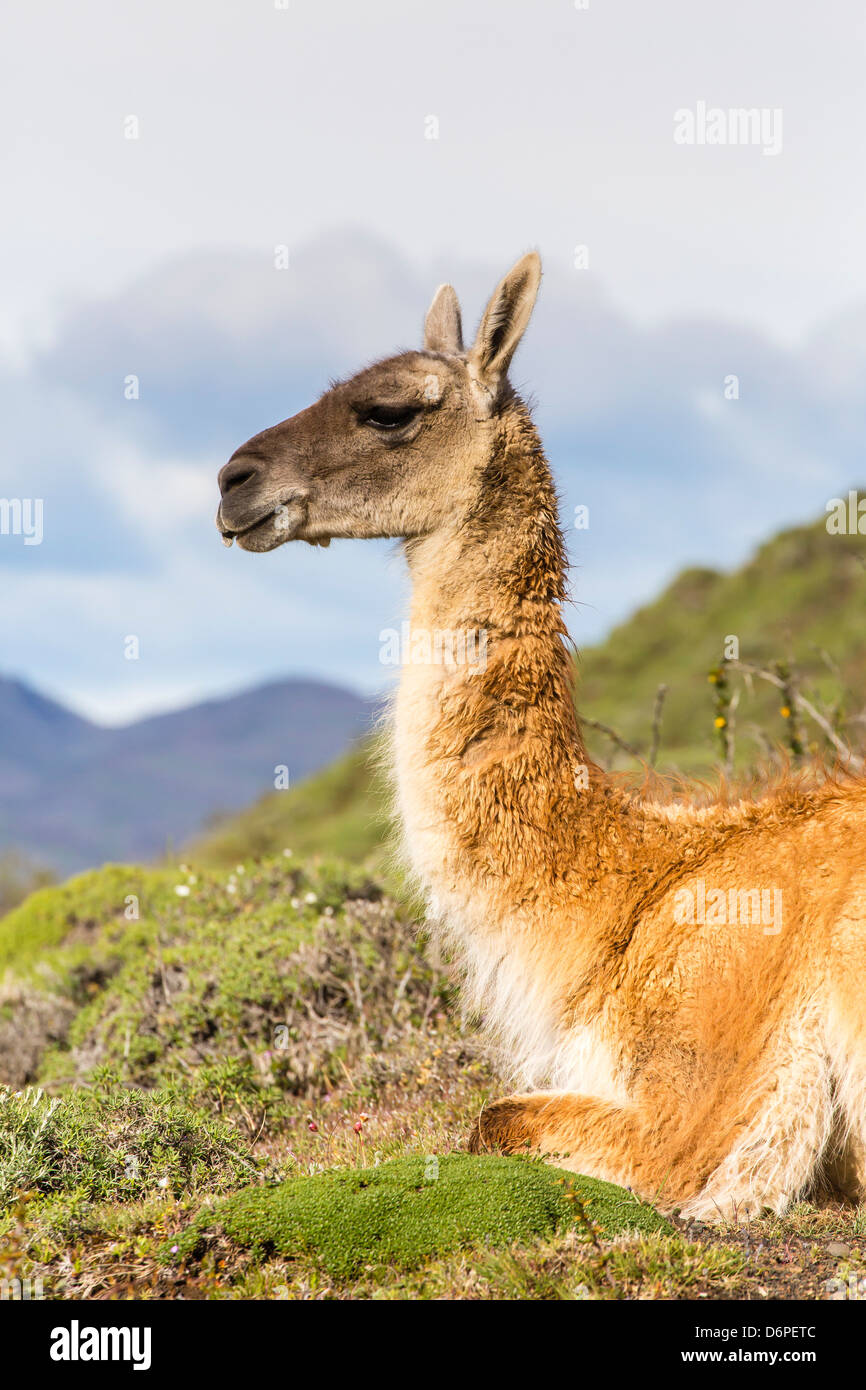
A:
[0, 677, 373, 875]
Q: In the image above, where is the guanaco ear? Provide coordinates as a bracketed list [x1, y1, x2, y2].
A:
[469, 252, 541, 394]
[423, 283, 463, 354]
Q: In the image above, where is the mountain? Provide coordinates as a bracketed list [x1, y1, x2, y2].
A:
[0, 677, 372, 875]
[191, 504, 866, 869]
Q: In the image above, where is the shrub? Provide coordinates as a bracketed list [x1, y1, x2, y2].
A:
[0, 1083, 257, 1205]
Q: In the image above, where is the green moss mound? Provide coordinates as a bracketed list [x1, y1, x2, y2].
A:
[167, 1153, 670, 1279]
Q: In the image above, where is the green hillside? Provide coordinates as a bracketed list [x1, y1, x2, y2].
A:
[192, 504, 866, 870]
[577, 509, 866, 773]
[190, 741, 389, 871]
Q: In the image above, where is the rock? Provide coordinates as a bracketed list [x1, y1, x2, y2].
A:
[827, 1241, 851, 1258]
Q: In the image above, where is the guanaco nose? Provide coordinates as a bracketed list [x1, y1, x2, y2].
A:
[218, 456, 259, 496]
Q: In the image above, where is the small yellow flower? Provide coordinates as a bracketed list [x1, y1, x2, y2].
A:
[714, 716, 727, 729]
[780, 706, 791, 719]
[707, 673, 718, 684]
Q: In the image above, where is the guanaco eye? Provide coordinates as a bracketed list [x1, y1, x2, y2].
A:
[362, 405, 420, 431]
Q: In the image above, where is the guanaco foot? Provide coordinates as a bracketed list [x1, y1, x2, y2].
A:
[467, 1090, 639, 1189]
[467, 1093, 545, 1156]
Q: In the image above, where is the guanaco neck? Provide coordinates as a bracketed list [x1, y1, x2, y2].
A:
[393, 398, 619, 920]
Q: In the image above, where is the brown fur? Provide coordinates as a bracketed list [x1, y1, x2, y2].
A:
[217, 254, 866, 1217]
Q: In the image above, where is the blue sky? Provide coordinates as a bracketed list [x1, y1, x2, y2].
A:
[1, 0, 865, 722]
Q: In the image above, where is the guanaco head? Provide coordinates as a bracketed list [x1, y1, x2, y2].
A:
[216, 252, 541, 551]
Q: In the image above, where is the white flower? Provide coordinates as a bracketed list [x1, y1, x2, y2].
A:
[282, 848, 293, 857]
[235, 864, 246, 875]
[157, 1177, 169, 1189]
[174, 885, 191, 897]
[226, 882, 237, 895]
[304, 892, 318, 905]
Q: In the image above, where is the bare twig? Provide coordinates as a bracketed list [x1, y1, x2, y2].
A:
[724, 688, 740, 779]
[810, 644, 844, 684]
[708, 661, 736, 773]
[746, 722, 776, 763]
[727, 659, 864, 772]
[581, 716, 641, 761]
[649, 684, 668, 768]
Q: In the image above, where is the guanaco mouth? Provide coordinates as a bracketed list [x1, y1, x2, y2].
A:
[216, 495, 329, 551]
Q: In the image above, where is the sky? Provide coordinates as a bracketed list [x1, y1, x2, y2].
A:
[1, 0, 866, 722]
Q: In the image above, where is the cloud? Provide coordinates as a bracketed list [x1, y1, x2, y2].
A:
[34, 230, 428, 452]
[0, 373, 153, 573]
[3, 228, 866, 718]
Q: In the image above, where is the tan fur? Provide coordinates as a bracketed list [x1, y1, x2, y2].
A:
[217, 253, 866, 1218]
